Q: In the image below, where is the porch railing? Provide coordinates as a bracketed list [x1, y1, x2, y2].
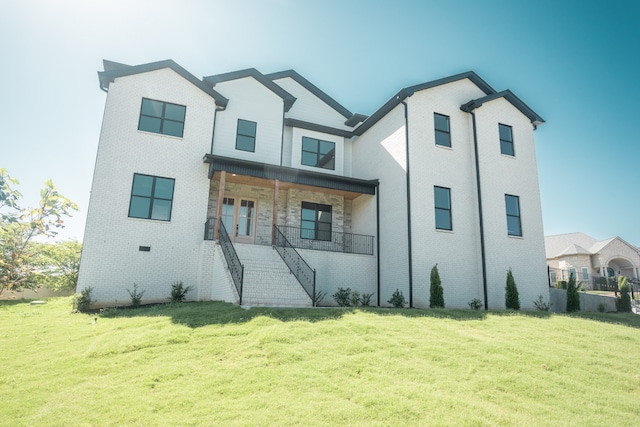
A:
[219, 219, 244, 304]
[273, 225, 316, 305]
[204, 217, 216, 240]
[275, 225, 374, 256]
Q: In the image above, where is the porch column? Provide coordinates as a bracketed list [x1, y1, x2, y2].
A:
[272, 179, 279, 244]
[215, 171, 226, 239]
[635, 267, 639, 281]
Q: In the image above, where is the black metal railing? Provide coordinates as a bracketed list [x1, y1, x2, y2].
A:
[273, 225, 316, 305]
[219, 220, 244, 304]
[276, 225, 374, 256]
[204, 217, 216, 240]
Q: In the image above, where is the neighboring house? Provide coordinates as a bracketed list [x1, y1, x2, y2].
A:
[545, 232, 640, 288]
[77, 59, 549, 309]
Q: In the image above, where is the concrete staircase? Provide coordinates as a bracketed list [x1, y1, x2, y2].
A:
[233, 244, 312, 308]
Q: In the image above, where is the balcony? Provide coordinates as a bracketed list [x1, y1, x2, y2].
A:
[276, 225, 374, 256]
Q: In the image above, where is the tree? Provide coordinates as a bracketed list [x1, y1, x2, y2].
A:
[429, 264, 445, 308]
[566, 272, 581, 312]
[0, 168, 78, 295]
[505, 268, 520, 310]
[29, 240, 82, 291]
[615, 276, 631, 312]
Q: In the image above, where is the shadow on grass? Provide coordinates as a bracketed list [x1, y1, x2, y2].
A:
[98, 300, 640, 329]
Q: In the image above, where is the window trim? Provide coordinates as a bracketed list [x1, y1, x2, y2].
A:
[581, 267, 589, 281]
[235, 119, 257, 152]
[434, 113, 451, 148]
[128, 173, 175, 222]
[499, 123, 515, 156]
[301, 136, 336, 170]
[138, 98, 186, 138]
[505, 194, 522, 236]
[300, 201, 332, 241]
[434, 186, 452, 231]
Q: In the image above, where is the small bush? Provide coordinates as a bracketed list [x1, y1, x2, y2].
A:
[597, 302, 606, 313]
[566, 272, 581, 313]
[533, 295, 551, 311]
[555, 280, 567, 290]
[429, 264, 445, 308]
[505, 268, 520, 310]
[615, 276, 631, 312]
[349, 290, 361, 307]
[332, 287, 352, 307]
[312, 290, 327, 307]
[72, 287, 93, 313]
[360, 292, 375, 307]
[388, 289, 406, 308]
[169, 281, 191, 303]
[468, 298, 483, 310]
[126, 283, 145, 307]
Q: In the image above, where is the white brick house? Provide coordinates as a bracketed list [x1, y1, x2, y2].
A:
[77, 59, 548, 309]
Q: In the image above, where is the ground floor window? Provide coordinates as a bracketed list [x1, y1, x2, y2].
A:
[581, 267, 589, 281]
[301, 202, 332, 241]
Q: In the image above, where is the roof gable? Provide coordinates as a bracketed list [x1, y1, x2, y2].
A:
[460, 89, 544, 126]
[545, 232, 598, 258]
[589, 236, 640, 255]
[98, 59, 229, 107]
[203, 68, 296, 112]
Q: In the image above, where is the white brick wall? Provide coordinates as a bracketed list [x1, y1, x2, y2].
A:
[77, 68, 216, 305]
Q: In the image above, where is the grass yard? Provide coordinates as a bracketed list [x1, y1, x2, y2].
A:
[1, 298, 639, 426]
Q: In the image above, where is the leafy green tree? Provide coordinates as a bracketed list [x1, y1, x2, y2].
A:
[0, 168, 78, 295]
[28, 240, 82, 291]
[615, 276, 631, 312]
[566, 272, 581, 312]
[429, 264, 445, 308]
[505, 268, 520, 310]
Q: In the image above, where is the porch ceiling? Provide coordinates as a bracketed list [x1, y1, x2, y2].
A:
[204, 154, 377, 199]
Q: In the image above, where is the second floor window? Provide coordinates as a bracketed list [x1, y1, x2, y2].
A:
[138, 98, 186, 137]
[236, 119, 257, 152]
[128, 173, 175, 221]
[301, 137, 335, 170]
[499, 123, 514, 156]
[505, 194, 522, 236]
[434, 113, 451, 147]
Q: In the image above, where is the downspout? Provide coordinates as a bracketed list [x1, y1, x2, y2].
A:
[376, 181, 381, 307]
[280, 102, 285, 166]
[461, 107, 489, 310]
[210, 105, 224, 154]
[400, 99, 414, 308]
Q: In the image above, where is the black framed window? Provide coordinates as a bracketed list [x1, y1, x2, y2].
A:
[301, 202, 332, 241]
[505, 194, 522, 236]
[236, 119, 257, 152]
[301, 137, 335, 170]
[434, 113, 451, 147]
[128, 174, 175, 221]
[434, 186, 452, 230]
[499, 123, 514, 156]
[138, 98, 186, 137]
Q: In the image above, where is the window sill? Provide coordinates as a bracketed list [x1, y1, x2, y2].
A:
[508, 235, 524, 240]
[138, 130, 183, 140]
[436, 228, 454, 234]
[435, 144, 453, 151]
[501, 154, 516, 159]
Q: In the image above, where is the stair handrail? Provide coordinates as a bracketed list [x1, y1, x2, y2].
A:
[273, 225, 316, 305]
[219, 220, 244, 305]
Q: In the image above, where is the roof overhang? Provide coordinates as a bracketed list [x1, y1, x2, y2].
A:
[203, 154, 377, 195]
[460, 90, 544, 127]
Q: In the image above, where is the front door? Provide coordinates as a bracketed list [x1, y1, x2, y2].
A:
[221, 197, 256, 244]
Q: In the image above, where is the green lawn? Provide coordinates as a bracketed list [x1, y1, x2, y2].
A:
[1, 298, 639, 426]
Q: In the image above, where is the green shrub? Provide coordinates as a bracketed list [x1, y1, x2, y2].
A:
[387, 289, 406, 308]
[72, 287, 93, 313]
[615, 276, 631, 312]
[555, 280, 567, 290]
[126, 283, 145, 307]
[597, 302, 606, 313]
[429, 264, 445, 308]
[332, 287, 352, 307]
[566, 272, 580, 312]
[505, 268, 520, 310]
[468, 298, 483, 310]
[349, 290, 361, 307]
[360, 292, 375, 307]
[169, 281, 191, 303]
[532, 295, 551, 311]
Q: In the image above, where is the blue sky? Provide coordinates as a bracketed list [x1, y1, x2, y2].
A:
[1, 0, 639, 245]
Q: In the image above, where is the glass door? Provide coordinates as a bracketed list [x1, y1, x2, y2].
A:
[221, 197, 256, 244]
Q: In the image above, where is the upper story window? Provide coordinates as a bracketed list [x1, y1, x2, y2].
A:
[301, 201, 332, 241]
[129, 173, 175, 221]
[499, 123, 514, 156]
[434, 186, 452, 230]
[236, 119, 257, 152]
[505, 194, 522, 236]
[434, 113, 451, 147]
[138, 98, 186, 137]
[301, 137, 335, 170]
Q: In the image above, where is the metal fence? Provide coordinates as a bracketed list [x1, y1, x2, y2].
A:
[273, 225, 316, 304]
[219, 220, 244, 304]
[276, 225, 374, 256]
